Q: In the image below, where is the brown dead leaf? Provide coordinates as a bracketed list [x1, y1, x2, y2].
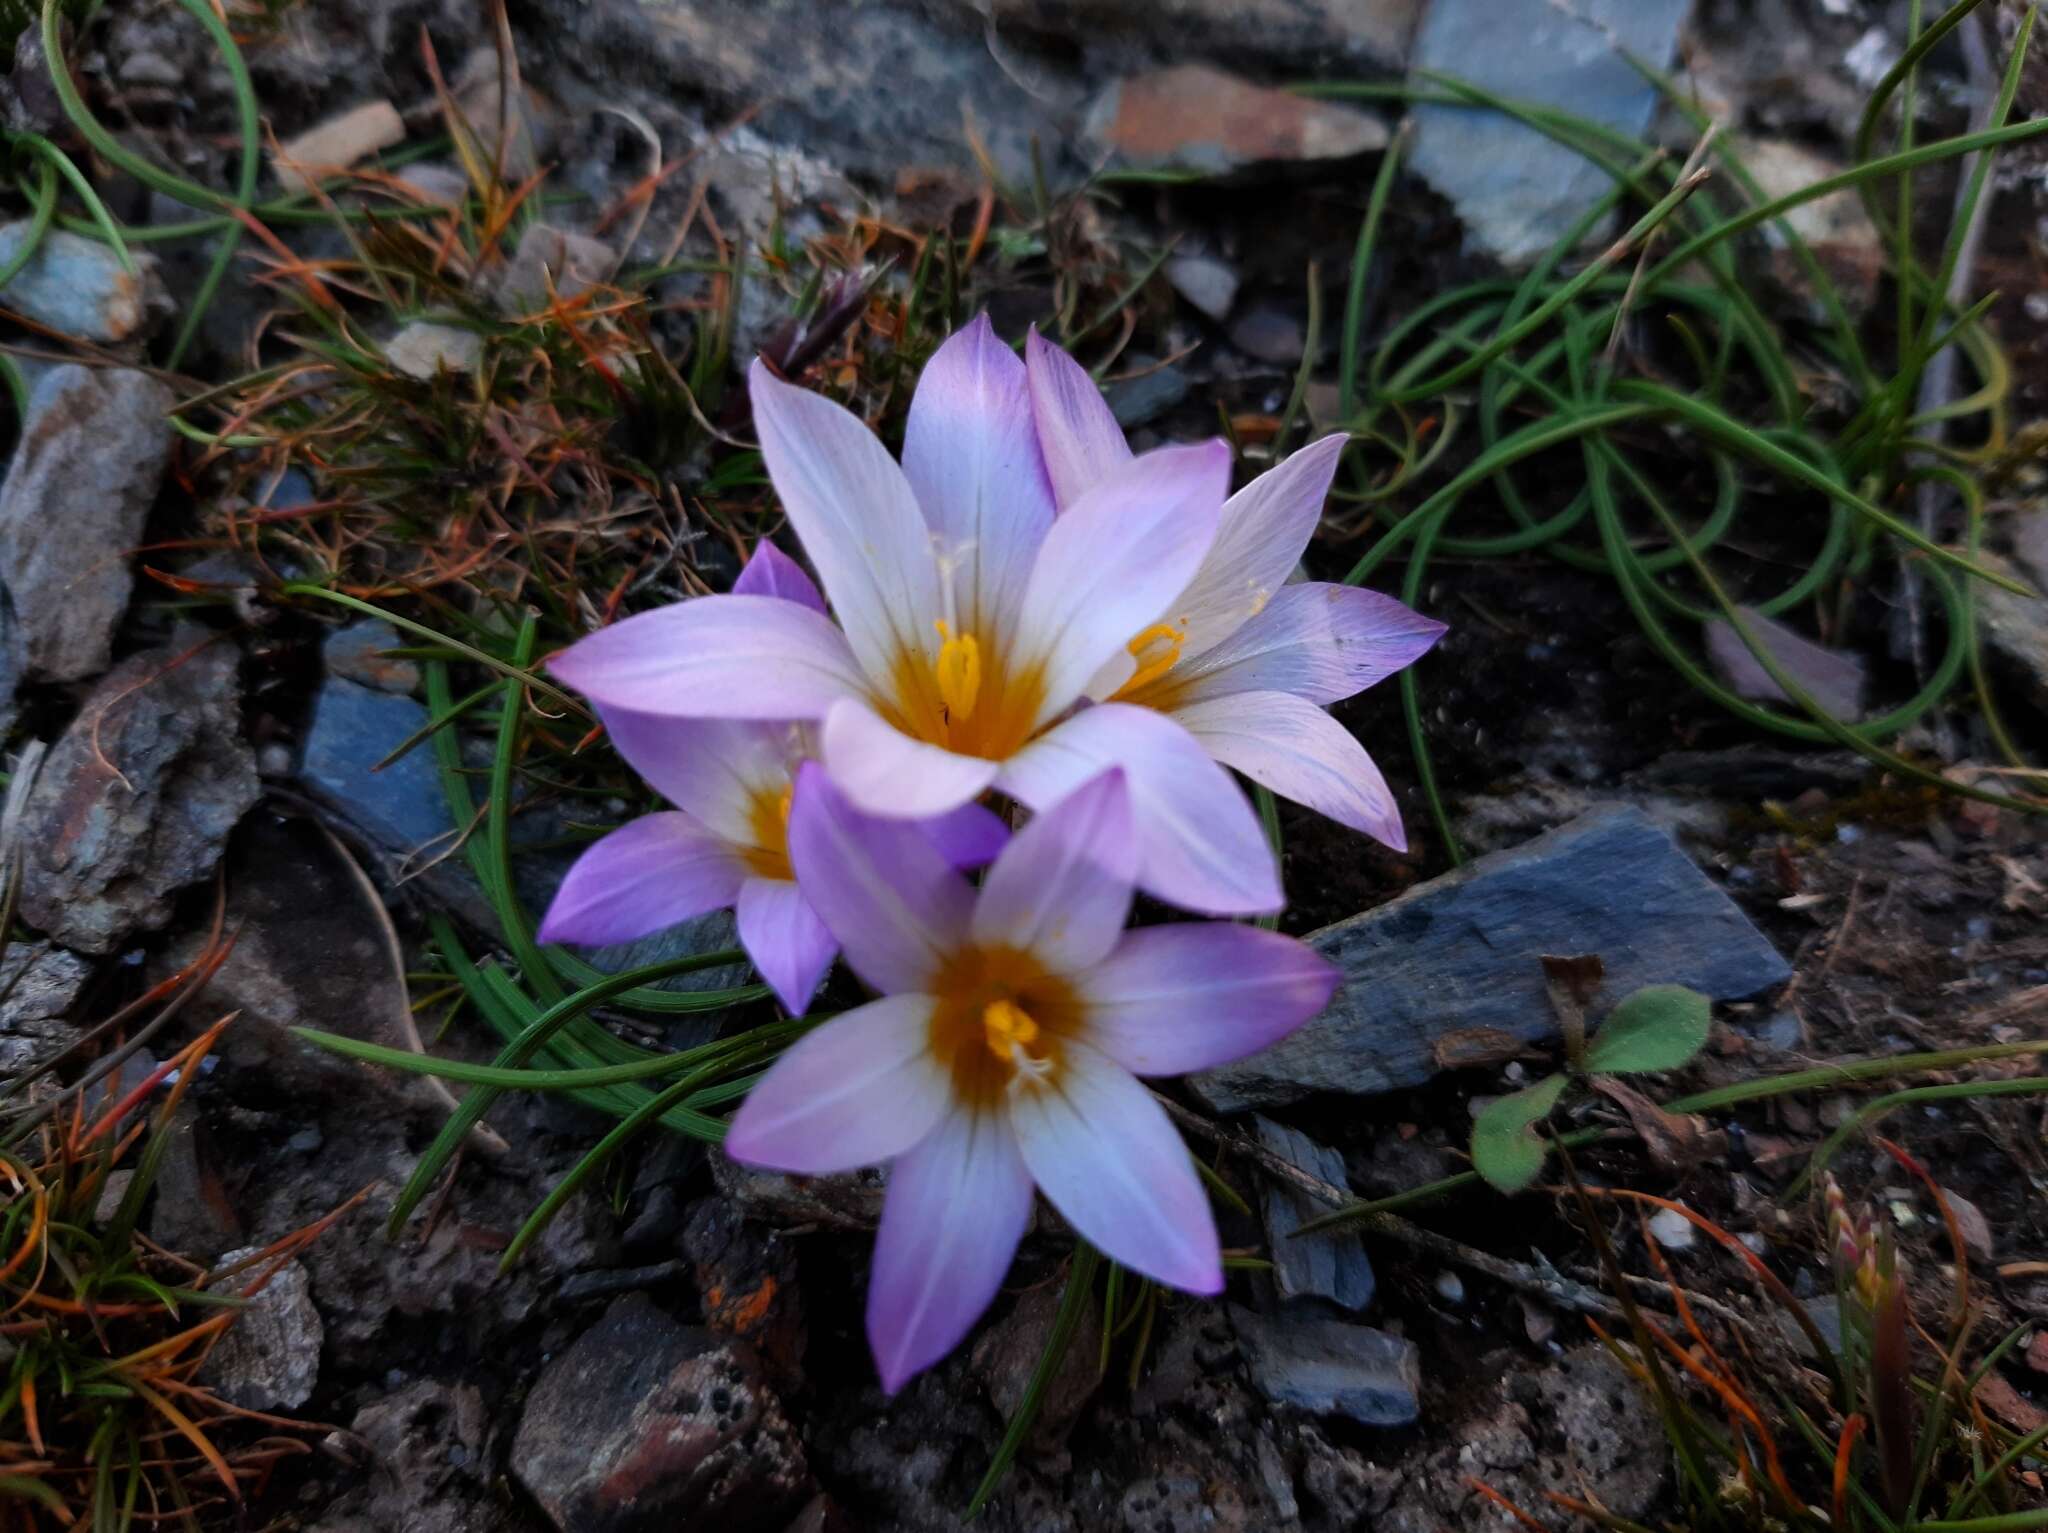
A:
[1588, 1076, 1720, 1171]
[2027, 1330, 2048, 1376]
[1975, 1373, 2048, 1435]
[1433, 1027, 1532, 1072]
[1541, 953, 1604, 1063]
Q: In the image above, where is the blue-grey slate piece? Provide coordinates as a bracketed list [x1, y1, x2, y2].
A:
[1254, 1117, 1375, 1312]
[1232, 1306, 1420, 1427]
[1190, 804, 1790, 1113]
[1408, 0, 1689, 266]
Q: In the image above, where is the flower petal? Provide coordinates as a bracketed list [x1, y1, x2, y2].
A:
[971, 767, 1134, 973]
[736, 876, 839, 1014]
[749, 359, 943, 688]
[1171, 689, 1408, 850]
[919, 800, 1010, 870]
[786, 761, 972, 994]
[999, 703, 1280, 916]
[1167, 434, 1347, 666]
[1025, 328, 1132, 511]
[1166, 583, 1446, 707]
[549, 593, 866, 719]
[867, 1108, 1034, 1392]
[1081, 923, 1338, 1076]
[732, 538, 828, 614]
[819, 697, 1001, 819]
[903, 315, 1056, 648]
[1009, 1044, 1220, 1295]
[536, 812, 746, 946]
[723, 993, 950, 1173]
[600, 709, 800, 844]
[1014, 441, 1229, 723]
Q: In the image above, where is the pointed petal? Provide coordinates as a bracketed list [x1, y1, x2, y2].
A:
[749, 359, 943, 688]
[919, 800, 1010, 870]
[867, 1108, 1034, 1392]
[600, 709, 799, 844]
[1025, 328, 1132, 511]
[1082, 923, 1338, 1076]
[736, 876, 839, 1013]
[1014, 441, 1229, 722]
[732, 538, 828, 614]
[971, 768, 1134, 972]
[999, 703, 1280, 916]
[786, 762, 972, 994]
[1009, 1045, 1220, 1295]
[549, 593, 866, 719]
[903, 314, 1056, 647]
[1172, 689, 1408, 850]
[819, 697, 1001, 819]
[1168, 434, 1347, 664]
[1167, 583, 1446, 707]
[723, 993, 950, 1173]
[536, 812, 746, 946]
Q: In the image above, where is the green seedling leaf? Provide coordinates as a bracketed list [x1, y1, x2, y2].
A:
[1583, 985, 1713, 1075]
[1470, 1073, 1569, 1193]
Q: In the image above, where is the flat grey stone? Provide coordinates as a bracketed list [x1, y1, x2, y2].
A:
[1232, 1305, 1420, 1426]
[0, 365, 175, 682]
[1253, 1117, 1374, 1311]
[323, 617, 419, 695]
[1190, 804, 1790, 1113]
[0, 940, 91, 1078]
[1408, 0, 1688, 265]
[199, 1250, 323, 1410]
[0, 226, 166, 343]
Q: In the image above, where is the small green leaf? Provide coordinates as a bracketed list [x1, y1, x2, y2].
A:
[1471, 1074, 1569, 1193]
[1583, 985, 1713, 1075]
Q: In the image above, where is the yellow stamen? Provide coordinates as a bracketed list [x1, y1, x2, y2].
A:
[741, 781, 797, 880]
[934, 619, 983, 723]
[981, 997, 1041, 1061]
[1122, 621, 1186, 696]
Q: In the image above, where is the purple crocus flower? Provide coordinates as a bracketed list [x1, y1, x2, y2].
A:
[537, 542, 1007, 1014]
[547, 315, 1284, 916]
[1025, 331, 1448, 851]
[724, 764, 1339, 1391]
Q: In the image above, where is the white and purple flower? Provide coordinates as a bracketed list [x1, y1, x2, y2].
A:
[537, 543, 1006, 1014]
[724, 765, 1338, 1390]
[1024, 332, 1446, 850]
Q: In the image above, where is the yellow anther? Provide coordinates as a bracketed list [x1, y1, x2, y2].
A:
[1123, 622, 1186, 694]
[981, 998, 1041, 1062]
[933, 619, 983, 722]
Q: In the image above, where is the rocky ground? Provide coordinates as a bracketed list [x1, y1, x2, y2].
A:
[1, 0, 2046, 1529]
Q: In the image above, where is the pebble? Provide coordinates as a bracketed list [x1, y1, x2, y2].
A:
[0, 226, 167, 343]
[1648, 1208, 1697, 1251]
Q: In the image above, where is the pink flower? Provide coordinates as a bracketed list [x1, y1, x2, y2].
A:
[537, 543, 1006, 1014]
[723, 765, 1339, 1391]
[547, 315, 1284, 915]
[1026, 331, 1446, 850]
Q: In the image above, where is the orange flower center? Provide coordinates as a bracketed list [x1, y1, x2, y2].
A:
[926, 944, 1084, 1107]
[740, 783, 794, 880]
[883, 625, 1048, 762]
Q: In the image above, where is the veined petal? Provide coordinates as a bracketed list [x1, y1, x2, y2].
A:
[749, 359, 944, 687]
[867, 1108, 1034, 1392]
[536, 812, 746, 947]
[732, 538, 828, 615]
[1000, 703, 1280, 916]
[1014, 441, 1229, 723]
[1008, 1044, 1219, 1295]
[1081, 923, 1338, 1076]
[723, 993, 950, 1173]
[1165, 583, 1446, 707]
[1025, 328, 1132, 511]
[1171, 689, 1408, 851]
[971, 768, 1134, 973]
[920, 800, 1010, 869]
[820, 698, 1001, 819]
[600, 708, 800, 845]
[786, 761, 972, 994]
[903, 315, 1056, 648]
[736, 876, 838, 1014]
[1167, 434, 1347, 666]
[549, 594, 866, 720]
